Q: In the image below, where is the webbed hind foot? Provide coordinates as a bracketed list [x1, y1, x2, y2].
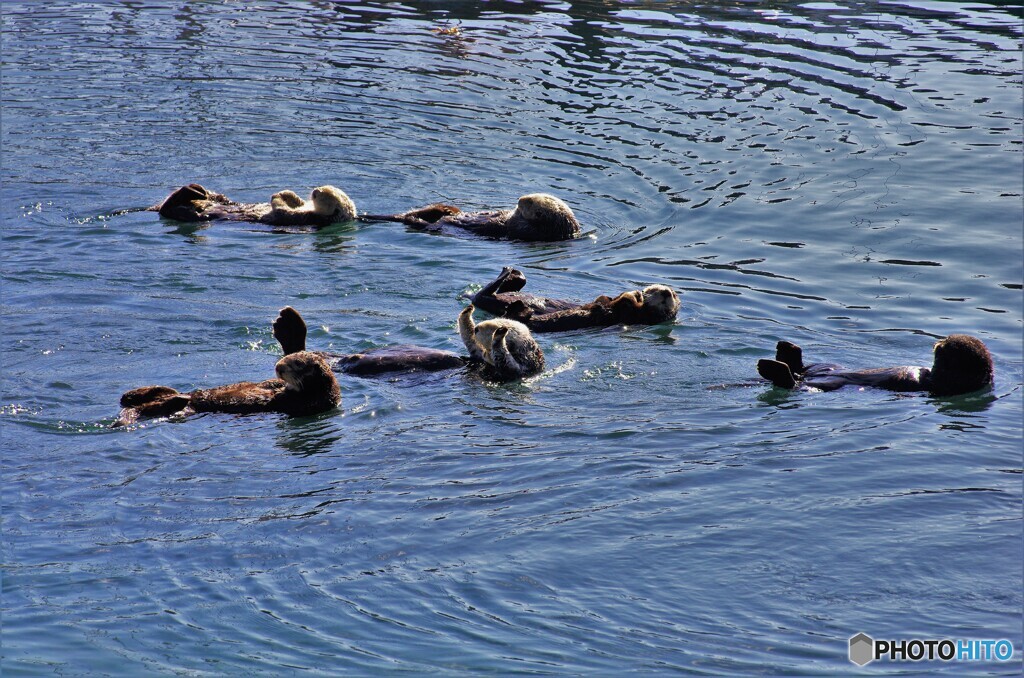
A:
[758, 359, 797, 389]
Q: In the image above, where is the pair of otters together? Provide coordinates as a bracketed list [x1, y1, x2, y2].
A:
[150, 183, 581, 241]
[116, 265, 994, 427]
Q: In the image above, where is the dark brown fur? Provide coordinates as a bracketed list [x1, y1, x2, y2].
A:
[361, 194, 580, 242]
[472, 267, 679, 332]
[150, 183, 352, 227]
[757, 334, 994, 396]
[114, 351, 340, 427]
[273, 306, 467, 376]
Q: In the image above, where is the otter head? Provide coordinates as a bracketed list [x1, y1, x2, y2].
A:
[473, 319, 505, 356]
[512, 193, 580, 240]
[641, 285, 680, 321]
[310, 186, 357, 221]
[473, 318, 530, 361]
[276, 351, 335, 392]
[928, 334, 993, 396]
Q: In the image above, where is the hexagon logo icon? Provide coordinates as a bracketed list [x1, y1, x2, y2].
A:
[849, 633, 874, 666]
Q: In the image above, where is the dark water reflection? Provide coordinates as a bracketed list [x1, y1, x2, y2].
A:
[2, 0, 1022, 674]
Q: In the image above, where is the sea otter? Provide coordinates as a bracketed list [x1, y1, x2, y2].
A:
[272, 306, 467, 376]
[150, 183, 356, 227]
[470, 267, 680, 332]
[362, 193, 580, 241]
[114, 351, 341, 427]
[273, 305, 541, 382]
[756, 334, 994, 396]
[458, 304, 545, 379]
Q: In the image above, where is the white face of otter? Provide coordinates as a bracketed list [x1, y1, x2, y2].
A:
[310, 186, 357, 220]
[514, 193, 574, 223]
[474, 318, 529, 360]
[641, 285, 680, 318]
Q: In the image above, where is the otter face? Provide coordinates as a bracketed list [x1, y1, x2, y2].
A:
[473, 318, 528, 360]
[473, 319, 503, 355]
[276, 351, 331, 391]
[310, 185, 357, 220]
[641, 285, 680, 320]
[511, 193, 580, 240]
[929, 334, 994, 396]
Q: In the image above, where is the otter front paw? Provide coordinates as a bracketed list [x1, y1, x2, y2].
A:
[271, 190, 305, 210]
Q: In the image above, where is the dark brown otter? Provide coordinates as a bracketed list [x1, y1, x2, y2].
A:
[272, 306, 467, 376]
[362, 193, 580, 241]
[470, 267, 680, 332]
[150, 183, 356, 227]
[114, 351, 341, 427]
[757, 334, 994, 396]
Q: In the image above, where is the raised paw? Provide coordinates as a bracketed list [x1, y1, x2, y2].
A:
[271, 190, 305, 210]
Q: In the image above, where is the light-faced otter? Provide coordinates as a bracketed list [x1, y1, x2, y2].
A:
[150, 183, 356, 227]
[114, 351, 341, 427]
[471, 267, 680, 332]
[756, 335, 994, 396]
[458, 304, 545, 379]
[362, 193, 581, 241]
[272, 306, 467, 376]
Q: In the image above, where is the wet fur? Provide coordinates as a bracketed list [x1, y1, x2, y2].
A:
[459, 304, 544, 380]
[273, 306, 466, 376]
[115, 351, 340, 426]
[364, 194, 580, 241]
[151, 183, 356, 227]
[757, 334, 994, 396]
[472, 267, 680, 332]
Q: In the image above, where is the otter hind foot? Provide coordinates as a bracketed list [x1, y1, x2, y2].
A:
[493, 267, 528, 294]
[273, 306, 308, 356]
[758, 359, 798, 389]
[775, 341, 805, 374]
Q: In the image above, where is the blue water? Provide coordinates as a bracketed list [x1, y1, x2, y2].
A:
[2, 1, 1021, 674]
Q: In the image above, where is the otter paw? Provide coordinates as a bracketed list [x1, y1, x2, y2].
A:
[271, 190, 305, 210]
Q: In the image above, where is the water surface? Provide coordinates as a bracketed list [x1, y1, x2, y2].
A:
[2, 1, 1021, 674]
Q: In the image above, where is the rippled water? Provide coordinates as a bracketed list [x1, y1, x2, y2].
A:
[2, 1, 1021, 674]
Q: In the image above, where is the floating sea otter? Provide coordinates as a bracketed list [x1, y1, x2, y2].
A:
[150, 183, 357, 227]
[458, 305, 545, 379]
[362, 193, 581, 241]
[470, 267, 680, 332]
[114, 351, 341, 427]
[272, 306, 467, 376]
[756, 334, 994, 395]
[273, 305, 544, 382]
